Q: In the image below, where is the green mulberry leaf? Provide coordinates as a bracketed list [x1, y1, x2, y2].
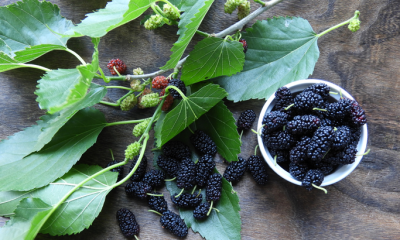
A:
[154, 83, 227, 147]
[0, 83, 107, 167]
[0, 0, 73, 60]
[213, 17, 320, 102]
[0, 164, 117, 236]
[161, 0, 214, 70]
[0, 108, 107, 191]
[69, 0, 157, 38]
[35, 38, 100, 114]
[181, 37, 245, 85]
[0, 198, 52, 239]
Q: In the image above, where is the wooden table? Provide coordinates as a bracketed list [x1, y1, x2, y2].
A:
[1, 0, 400, 239]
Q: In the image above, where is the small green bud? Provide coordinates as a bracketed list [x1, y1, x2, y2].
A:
[348, 18, 361, 32]
[237, 1, 250, 20]
[132, 118, 151, 137]
[144, 14, 164, 30]
[130, 79, 144, 92]
[120, 94, 137, 111]
[163, 4, 180, 20]
[133, 67, 144, 75]
[138, 93, 160, 109]
[125, 142, 141, 160]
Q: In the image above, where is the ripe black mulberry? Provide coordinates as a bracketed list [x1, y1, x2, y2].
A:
[190, 130, 217, 156]
[116, 208, 140, 238]
[302, 169, 324, 190]
[307, 126, 334, 162]
[157, 155, 180, 178]
[162, 141, 191, 161]
[171, 193, 202, 208]
[129, 155, 147, 182]
[223, 157, 248, 184]
[148, 194, 168, 214]
[167, 78, 186, 100]
[176, 157, 196, 190]
[193, 202, 211, 220]
[262, 111, 289, 134]
[160, 210, 188, 238]
[237, 109, 256, 131]
[247, 155, 268, 185]
[206, 173, 223, 202]
[195, 154, 215, 188]
[142, 169, 165, 188]
[125, 181, 152, 200]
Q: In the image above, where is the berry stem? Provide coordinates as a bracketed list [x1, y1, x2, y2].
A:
[164, 177, 177, 181]
[196, 30, 210, 37]
[165, 85, 188, 100]
[113, 66, 122, 77]
[312, 184, 328, 194]
[105, 86, 133, 91]
[191, 185, 197, 194]
[100, 90, 134, 107]
[213, 208, 220, 213]
[206, 201, 214, 216]
[148, 209, 163, 216]
[147, 193, 164, 197]
[134, 235, 140, 240]
[254, 145, 259, 156]
[313, 107, 327, 111]
[316, 10, 360, 38]
[65, 48, 87, 65]
[106, 118, 147, 127]
[196, 189, 202, 198]
[274, 155, 277, 166]
[109, 149, 115, 161]
[284, 103, 294, 110]
[175, 188, 185, 198]
[356, 148, 370, 156]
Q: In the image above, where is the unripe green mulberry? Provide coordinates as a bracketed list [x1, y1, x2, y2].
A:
[224, 0, 243, 14]
[144, 14, 164, 30]
[132, 118, 151, 137]
[130, 79, 144, 92]
[348, 18, 361, 32]
[120, 94, 137, 111]
[237, 0, 250, 20]
[125, 142, 141, 160]
[163, 4, 180, 20]
[133, 67, 144, 75]
[138, 93, 160, 109]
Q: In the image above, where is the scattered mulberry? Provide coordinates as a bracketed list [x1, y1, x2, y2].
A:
[160, 210, 188, 238]
[190, 130, 217, 156]
[193, 202, 211, 220]
[157, 155, 180, 178]
[142, 169, 165, 188]
[332, 125, 351, 149]
[167, 78, 186, 100]
[262, 111, 289, 134]
[152, 76, 169, 89]
[289, 162, 309, 181]
[106, 160, 123, 181]
[107, 58, 127, 75]
[206, 173, 223, 202]
[125, 181, 152, 200]
[237, 109, 256, 131]
[116, 208, 139, 238]
[171, 193, 202, 208]
[286, 115, 320, 135]
[223, 157, 247, 184]
[303, 83, 330, 99]
[162, 141, 191, 161]
[148, 194, 168, 214]
[129, 155, 147, 182]
[262, 130, 297, 150]
[239, 39, 248, 53]
[195, 154, 216, 188]
[294, 91, 325, 112]
[289, 136, 311, 164]
[307, 126, 334, 162]
[302, 169, 324, 190]
[247, 155, 268, 185]
[176, 158, 196, 190]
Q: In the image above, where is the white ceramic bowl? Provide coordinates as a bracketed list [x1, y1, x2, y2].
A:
[257, 79, 368, 187]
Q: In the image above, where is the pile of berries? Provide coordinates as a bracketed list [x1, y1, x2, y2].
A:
[261, 83, 367, 191]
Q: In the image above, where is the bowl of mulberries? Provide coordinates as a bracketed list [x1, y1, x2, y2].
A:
[257, 79, 368, 193]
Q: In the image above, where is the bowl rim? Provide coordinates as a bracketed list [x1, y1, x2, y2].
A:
[257, 79, 368, 187]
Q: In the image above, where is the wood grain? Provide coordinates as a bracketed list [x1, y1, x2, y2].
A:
[1, 0, 400, 239]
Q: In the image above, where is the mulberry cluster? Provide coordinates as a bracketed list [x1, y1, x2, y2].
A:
[262, 83, 367, 191]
